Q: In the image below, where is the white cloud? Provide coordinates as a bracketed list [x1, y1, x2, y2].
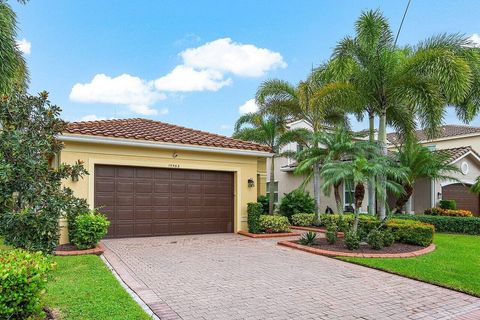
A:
[16, 38, 31, 55]
[70, 74, 165, 115]
[181, 38, 287, 77]
[79, 114, 106, 122]
[238, 99, 259, 114]
[468, 34, 480, 47]
[154, 65, 231, 92]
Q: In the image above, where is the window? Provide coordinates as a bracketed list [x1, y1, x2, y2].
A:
[343, 179, 355, 210]
[426, 145, 436, 151]
[296, 143, 303, 154]
[266, 181, 279, 203]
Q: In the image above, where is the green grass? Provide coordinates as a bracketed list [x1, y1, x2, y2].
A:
[339, 233, 480, 296]
[46, 255, 151, 320]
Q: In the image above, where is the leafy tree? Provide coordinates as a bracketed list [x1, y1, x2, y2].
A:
[0, 92, 88, 253]
[331, 10, 480, 219]
[233, 112, 291, 215]
[255, 67, 350, 216]
[0, 0, 28, 95]
[320, 149, 406, 232]
[392, 138, 460, 214]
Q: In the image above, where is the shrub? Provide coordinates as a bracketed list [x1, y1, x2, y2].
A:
[71, 211, 110, 249]
[393, 214, 480, 235]
[386, 219, 434, 247]
[279, 190, 315, 221]
[367, 230, 384, 250]
[259, 215, 290, 233]
[291, 213, 315, 227]
[325, 225, 337, 244]
[319, 214, 379, 233]
[257, 195, 270, 214]
[0, 249, 55, 319]
[298, 231, 317, 246]
[424, 207, 473, 217]
[382, 230, 395, 247]
[247, 202, 263, 233]
[439, 199, 456, 210]
[344, 231, 360, 250]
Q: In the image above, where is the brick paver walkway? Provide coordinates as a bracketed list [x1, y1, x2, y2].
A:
[102, 234, 480, 320]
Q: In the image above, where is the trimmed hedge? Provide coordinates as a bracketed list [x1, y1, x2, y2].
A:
[439, 199, 456, 210]
[71, 211, 110, 249]
[0, 249, 55, 319]
[393, 214, 480, 235]
[320, 214, 379, 233]
[247, 203, 263, 233]
[386, 219, 434, 247]
[259, 215, 291, 233]
[291, 213, 315, 227]
[424, 207, 473, 217]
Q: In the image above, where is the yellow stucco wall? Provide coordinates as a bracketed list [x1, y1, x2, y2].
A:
[59, 140, 266, 244]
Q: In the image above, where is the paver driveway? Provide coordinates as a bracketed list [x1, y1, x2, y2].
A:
[102, 234, 480, 320]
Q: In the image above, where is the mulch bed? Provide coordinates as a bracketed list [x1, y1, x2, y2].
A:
[278, 238, 436, 258]
[54, 243, 104, 256]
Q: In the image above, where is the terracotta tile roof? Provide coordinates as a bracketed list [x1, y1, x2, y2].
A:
[387, 125, 480, 144]
[434, 146, 480, 162]
[64, 118, 272, 152]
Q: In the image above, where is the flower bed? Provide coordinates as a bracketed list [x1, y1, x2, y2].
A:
[54, 243, 104, 256]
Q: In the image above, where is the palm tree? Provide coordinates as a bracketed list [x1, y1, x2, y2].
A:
[255, 67, 350, 216]
[320, 152, 406, 231]
[471, 177, 480, 194]
[0, 1, 28, 95]
[393, 138, 460, 214]
[331, 10, 480, 219]
[233, 112, 291, 215]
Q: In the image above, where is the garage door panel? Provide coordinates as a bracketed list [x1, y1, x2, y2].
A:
[443, 183, 479, 216]
[95, 165, 233, 238]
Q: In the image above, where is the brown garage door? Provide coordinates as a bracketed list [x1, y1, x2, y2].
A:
[94, 165, 234, 238]
[442, 183, 479, 216]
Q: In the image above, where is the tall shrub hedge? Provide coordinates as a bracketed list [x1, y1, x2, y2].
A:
[247, 202, 263, 233]
[393, 214, 480, 235]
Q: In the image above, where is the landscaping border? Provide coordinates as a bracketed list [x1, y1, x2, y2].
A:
[278, 240, 436, 258]
[54, 243, 104, 256]
[237, 230, 299, 238]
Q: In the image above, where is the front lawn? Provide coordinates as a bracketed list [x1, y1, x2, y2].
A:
[339, 233, 480, 296]
[46, 255, 151, 320]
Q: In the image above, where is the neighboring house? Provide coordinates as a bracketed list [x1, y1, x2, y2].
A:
[268, 122, 480, 216]
[58, 118, 271, 244]
[387, 125, 480, 216]
[267, 119, 371, 213]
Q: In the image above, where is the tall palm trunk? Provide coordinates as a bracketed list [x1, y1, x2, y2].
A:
[268, 156, 275, 215]
[313, 162, 321, 222]
[333, 181, 343, 214]
[353, 182, 365, 232]
[367, 113, 376, 215]
[378, 112, 388, 220]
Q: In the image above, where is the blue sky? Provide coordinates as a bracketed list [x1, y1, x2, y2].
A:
[12, 0, 480, 135]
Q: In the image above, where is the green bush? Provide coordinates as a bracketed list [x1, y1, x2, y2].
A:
[325, 225, 337, 244]
[367, 230, 384, 250]
[298, 231, 317, 245]
[0, 249, 54, 319]
[279, 190, 315, 221]
[257, 195, 270, 214]
[393, 214, 480, 235]
[439, 199, 456, 210]
[247, 202, 263, 233]
[319, 214, 379, 233]
[344, 231, 360, 250]
[382, 230, 395, 247]
[291, 213, 315, 226]
[386, 219, 434, 247]
[259, 215, 290, 233]
[71, 211, 110, 249]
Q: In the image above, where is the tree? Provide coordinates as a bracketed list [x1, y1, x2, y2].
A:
[255, 67, 349, 216]
[233, 112, 291, 215]
[332, 10, 480, 219]
[320, 147, 406, 231]
[392, 138, 460, 214]
[471, 177, 480, 194]
[0, 1, 28, 95]
[0, 92, 88, 253]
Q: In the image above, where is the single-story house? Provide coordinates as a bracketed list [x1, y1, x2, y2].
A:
[58, 118, 271, 244]
[269, 121, 480, 216]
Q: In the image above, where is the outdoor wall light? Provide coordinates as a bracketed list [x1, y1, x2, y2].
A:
[71, 175, 79, 182]
[437, 192, 442, 199]
[248, 178, 255, 188]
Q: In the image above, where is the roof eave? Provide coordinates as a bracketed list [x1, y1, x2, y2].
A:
[59, 134, 274, 157]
